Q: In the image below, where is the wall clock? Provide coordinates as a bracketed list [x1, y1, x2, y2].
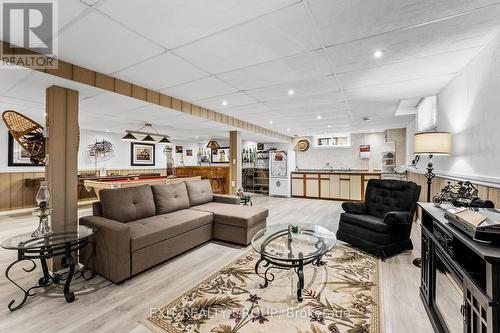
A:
[296, 138, 310, 152]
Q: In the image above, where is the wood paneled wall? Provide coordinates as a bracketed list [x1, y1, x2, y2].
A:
[0, 172, 45, 211]
[407, 171, 500, 208]
[0, 168, 169, 212]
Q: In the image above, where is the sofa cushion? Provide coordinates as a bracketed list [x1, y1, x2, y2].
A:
[340, 212, 390, 233]
[100, 185, 156, 223]
[191, 202, 268, 228]
[151, 182, 190, 215]
[185, 179, 213, 206]
[128, 209, 213, 252]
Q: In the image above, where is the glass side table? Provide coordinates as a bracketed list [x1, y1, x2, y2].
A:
[251, 224, 336, 301]
[0, 225, 95, 311]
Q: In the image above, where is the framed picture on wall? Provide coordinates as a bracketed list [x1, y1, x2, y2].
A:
[130, 142, 155, 166]
[186, 149, 193, 157]
[8, 133, 42, 166]
[175, 145, 183, 154]
[211, 147, 230, 163]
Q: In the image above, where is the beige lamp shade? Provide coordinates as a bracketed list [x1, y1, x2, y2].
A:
[414, 131, 451, 155]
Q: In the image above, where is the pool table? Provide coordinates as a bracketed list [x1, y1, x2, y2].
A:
[84, 176, 201, 199]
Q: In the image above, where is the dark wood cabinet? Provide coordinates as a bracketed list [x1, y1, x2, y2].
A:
[418, 203, 500, 333]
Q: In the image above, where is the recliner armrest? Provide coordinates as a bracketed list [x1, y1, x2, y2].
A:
[79, 215, 131, 283]
[341, 202, 367, 215]
[213, 194, 240, 205]
[384, 211, 413, 225]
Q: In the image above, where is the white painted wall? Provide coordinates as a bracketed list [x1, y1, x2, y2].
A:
[293, 132, 395, 171]
[0, 124, 209, 172]
[407, 33, 500, 185]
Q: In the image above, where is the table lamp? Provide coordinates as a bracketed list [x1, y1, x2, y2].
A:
[412, 131, 451, 267]
[413, 131, 451, 201]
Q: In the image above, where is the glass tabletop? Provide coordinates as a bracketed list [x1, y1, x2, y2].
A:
[0, 225, 95, 251]
[251, 224, 336, 261]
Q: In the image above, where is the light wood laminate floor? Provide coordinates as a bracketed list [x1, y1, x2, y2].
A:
[0, 196, 433, 333]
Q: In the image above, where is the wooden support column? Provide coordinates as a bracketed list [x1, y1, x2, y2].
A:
[229, 131, 242, 195]
[45, 86, 79, 235]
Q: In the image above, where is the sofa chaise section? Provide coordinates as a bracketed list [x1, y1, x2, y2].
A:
[185, 180, 268, 245]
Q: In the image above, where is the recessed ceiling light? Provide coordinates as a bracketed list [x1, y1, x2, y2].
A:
[195, 136, 199, 139]
[269, 120, 273, 125]
[288, 89, 295, 96]
[222, 100, 228, 106]
[327, 125, 331, 128]
[106, 129, 110, 133]
[286, 128, 291, 131]
[316, 115, 322, 120]
[373, 50, 384, 58]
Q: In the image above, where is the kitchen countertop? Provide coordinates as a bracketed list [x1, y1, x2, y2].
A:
[292, 169, 381, 175]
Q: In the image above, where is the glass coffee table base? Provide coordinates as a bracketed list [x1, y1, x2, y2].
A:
[254, 252, 324, 302]
[5, 238, 94, 311]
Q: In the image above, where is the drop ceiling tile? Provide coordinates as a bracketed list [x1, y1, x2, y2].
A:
[195, 92, 257, 110]
[96, 0, 297, 49]
[308, 0, 500, 46]
[80, 91, 149, 115]
[265, 90, 345, 110]
[218, 103, 272, 116]
[3, 71, 101, 104]
[175, 3, 321, 74]
[336, 47, 480, 90]
[60, 0, 90, 29]
[114, 52, 208, 90]
[344, 73, 456, 103]
[161, 76, 237, 101]
[58, 11, 164, 74]
[326, 6, 500, 73]
[218, 50, 331, 90]
[119, 104, 184, 122]
[246, 76, 340, 101]
[0, 67, 31, 94]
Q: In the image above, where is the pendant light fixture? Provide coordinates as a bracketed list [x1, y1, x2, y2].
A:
[159, 136, 171, 144]
[122, 123, 171, 144]
[142, 134, 156, 142]
[206, 140, 221, 149]
[121, 132, 137, 141]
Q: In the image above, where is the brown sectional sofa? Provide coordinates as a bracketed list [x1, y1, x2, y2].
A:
[79, 179, 268, 283]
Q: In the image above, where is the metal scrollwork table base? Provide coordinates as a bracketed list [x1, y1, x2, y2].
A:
[1, 226, 95, 311]
[251, 225, 336, 302]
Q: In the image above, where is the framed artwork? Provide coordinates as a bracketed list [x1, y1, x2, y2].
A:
[131, 142, 155, 166]
[257, 143, 264, 151]
[211, 147, 230, 163]
[175, 145, 183, 154]
[186, 149, 193, 157]
[8, 133, 41, 166]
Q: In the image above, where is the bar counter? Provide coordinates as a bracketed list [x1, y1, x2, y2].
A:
[175, 166, 229, 194]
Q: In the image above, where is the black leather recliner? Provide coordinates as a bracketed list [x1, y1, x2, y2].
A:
[336, 179, 421, 258]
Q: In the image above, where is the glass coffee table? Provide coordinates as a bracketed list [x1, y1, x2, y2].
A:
[0, 226, 95, 311]
[251, 224, 336, 301]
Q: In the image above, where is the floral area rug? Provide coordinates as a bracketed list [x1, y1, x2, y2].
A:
[142, 244, 380, 333]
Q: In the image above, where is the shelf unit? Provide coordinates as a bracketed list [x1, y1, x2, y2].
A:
[242, 150, 269, 194]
